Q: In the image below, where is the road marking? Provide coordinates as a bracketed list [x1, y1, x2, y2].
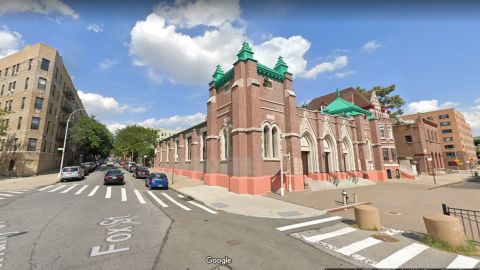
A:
[88, 186, 100, 197]
[276, 216, 342, 231]
[447, 255, 479, 268]
[177, 194, 185, 198]
[49, 185, 66, 192]
[106, 187, 112, 199]
[15, 189, 31, 192]
[336, 237, 383, 256]
[147, 191, 168, 207]
[121, 188, 127, 202]
[0, 198, 3, 200]
[5, 191, 23, 194]
[373, 243, 428, 269]
[162, 193, 191, 211]
[304, 227, 357, 243]
[75, 185, 89, 195]
[0, 194, 14, 197]
[60, 184, 78, 194]
[187, 201, 217, 214]
[133, 190, 146, 204]
[37, 186, 51, 191]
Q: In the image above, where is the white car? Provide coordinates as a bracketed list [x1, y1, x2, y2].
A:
[60, 166, 84, 182]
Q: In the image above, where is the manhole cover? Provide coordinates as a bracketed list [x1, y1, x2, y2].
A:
[384, 211, 401, 215]
[226, 239, 240, 246]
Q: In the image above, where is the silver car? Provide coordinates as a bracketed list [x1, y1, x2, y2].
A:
[60, 166, 85, 182]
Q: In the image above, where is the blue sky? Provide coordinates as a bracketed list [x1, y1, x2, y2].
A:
[1, 0, 479, 135]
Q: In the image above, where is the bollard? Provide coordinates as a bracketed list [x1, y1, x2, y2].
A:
[342, 190, 348, 205]
[423, 214, 466, 247]
[354, 205, 381, 230]
[353, 193, 358, 203]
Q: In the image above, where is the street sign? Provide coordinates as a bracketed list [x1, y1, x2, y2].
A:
[58, 148, 64, 151]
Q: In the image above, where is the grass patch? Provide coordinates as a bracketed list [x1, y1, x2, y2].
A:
[372, 234, 399, 242]
[421, 235, 480, 256]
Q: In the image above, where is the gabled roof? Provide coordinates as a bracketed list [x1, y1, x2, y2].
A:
[308, 87, 372, 111]
[323, 89, 372, 117]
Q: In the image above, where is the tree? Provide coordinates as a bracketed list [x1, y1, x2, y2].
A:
[71, 116, 114, 160]
[114, 125, 158, 160]
[357, 84, 405, 118]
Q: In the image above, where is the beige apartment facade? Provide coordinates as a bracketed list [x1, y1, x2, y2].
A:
[0, 43, 86, 177]
[402, 108, 476, 170]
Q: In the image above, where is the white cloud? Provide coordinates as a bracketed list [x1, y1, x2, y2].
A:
[129, 0, 348, 85]
[333, 70, 356, 79]
[78, 90, 147, 118]
[98, 58, 118, 70]
[106, 123, 127, 133]
[362, 40, 382, 52]
[404, 99, 460, 115]
[463, 98, 480, 136]
[0, 0, 79, 19]
[0, 26, 22, 58]
[138, 113, 206, 129]
[87, 23, 103, 33]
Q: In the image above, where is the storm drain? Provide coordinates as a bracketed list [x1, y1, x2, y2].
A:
[384, 211, 401, 215]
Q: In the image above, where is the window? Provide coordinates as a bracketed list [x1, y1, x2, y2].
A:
[49, 103, 53, 114]
[21, 97, 26, 109]
[443, 137, 454, 142]
[24, 77, 29, 89]
[4, 68, 7, 77]
[220, 126, 232, 160]
[46, 121, 50, 133]
[445, 145, 455, 149]
[1, 85, 4, 95]
[34, 97, 44, 110]
[442, 129, 453, 134]
[15, 63, 19, 72]
[55, 67, 58, 79]
[12, 81, 16, 90]
[186, 137, 192, 161]
[7, 100, 12, 111]
[426, 116, 433, 121]
[382, 149, 389, 160]
[427, 130, 431, 141]
[446, 152, 456, 158]
[379, 126, 385, 138]
[439, 114, 449, 119]
[391, 149, 397, 161]
[27, 138, 37, 151]
[405, 135, 413, 143]
[272, 126, 279, 158]
[387, 126, 393, 138]
[365, 139, 372, 161]
[8, 160, 15, 171]
[263, 125, 270, 158]
[166, 143, 170, 162]
[174, 140, 179, 162]
[41, 58, 50, 71]
[201, 131, 207, 160]
[31, 117, 40, 130]
[37, 77, 47, 90]
[28, 59, 33, 70]
[17, 117, 22, 129]
[13, 138, 18, 151]
[440, 121, 450, 126]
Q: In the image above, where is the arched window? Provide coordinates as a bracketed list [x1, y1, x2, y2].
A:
[272, 126, 279, 158]
[166, 142, 170, 162]
[263, 125, 270, 158]
[220, 126, 232, 160]
[365, 139, 372, 161]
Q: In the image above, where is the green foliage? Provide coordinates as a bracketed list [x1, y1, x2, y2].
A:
[0, 109, 10, 136]
[421, 235, 479, 256]
[71, 116, 114, 158]
[357, 84, 405, 118]
[114, 125, 158, 159]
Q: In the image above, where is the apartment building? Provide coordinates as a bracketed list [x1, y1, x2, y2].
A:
[156, 128, 177, 142]
[402, 108, 476, 170]
[0, 43, 86, 177]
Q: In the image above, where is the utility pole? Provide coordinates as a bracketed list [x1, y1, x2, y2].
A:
[58, 109, 85, 178]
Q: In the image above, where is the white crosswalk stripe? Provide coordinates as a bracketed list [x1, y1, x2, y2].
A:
[447, 255, 480, 269]
[0, 193, 14, 197]
[0, 197, 4, 200]
[373, 243, 428, 269]
[276, 216, 342, 231]
[188, 201, 217, 214]
[75, 185, 89, 195]
[178, 194, 185, 198]
[162, 193, 191, 211]
[121, 188, 127, 202]
[147, 191, 168, 207]
[5, 191, 24, 194]
[336, 237, 383, 256]
[134, 190, 146, 204]
[49, 185, 66, 192]
[304, 227, 357, 243]
[60, 184, 78, 194]
[105, 187, 112, 199]
[88, 186, 100, 197]
[37, 186, 51, 191]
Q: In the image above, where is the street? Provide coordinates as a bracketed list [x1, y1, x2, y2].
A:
[0, 165, 354, 270]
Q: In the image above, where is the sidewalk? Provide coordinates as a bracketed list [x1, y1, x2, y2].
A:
[0, 172, 59, 191]
[166, 173, 325, 219]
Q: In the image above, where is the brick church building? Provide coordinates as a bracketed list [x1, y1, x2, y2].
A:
[155, 43, 399, 195]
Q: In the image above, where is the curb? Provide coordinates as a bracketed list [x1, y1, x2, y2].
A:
[427, 180, 465, 190]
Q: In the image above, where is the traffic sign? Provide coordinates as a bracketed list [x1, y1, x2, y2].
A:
[58, 148, 64, 151]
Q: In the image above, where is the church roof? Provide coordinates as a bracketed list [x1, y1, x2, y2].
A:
[308, 87, 372, 110]
[323, 89, 372, 117]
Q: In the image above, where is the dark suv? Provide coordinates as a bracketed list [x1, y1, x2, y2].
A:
[133, 167, 149, 179]
[104, 169, 125, 185]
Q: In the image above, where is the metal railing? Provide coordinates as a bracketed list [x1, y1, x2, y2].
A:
[442, 203, 480, 243]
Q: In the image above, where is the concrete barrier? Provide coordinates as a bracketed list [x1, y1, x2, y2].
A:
[354, 205, 381, 230]
[423, 214, 466, 247]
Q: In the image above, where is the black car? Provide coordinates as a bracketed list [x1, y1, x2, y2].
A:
[104, 169, 125, 185]
[133, 167, 149, 179]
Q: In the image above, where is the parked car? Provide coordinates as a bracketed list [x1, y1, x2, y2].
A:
[80, 164, 90, 176]
[127, 162, 137, 172]
[133, 167, 149, 179]
[145, 173, 169, 190]
[60, 166, 84, 182]
[103, 169, 125, 185]
[130, 165, 138, 174]
[107, 160, 114, 166]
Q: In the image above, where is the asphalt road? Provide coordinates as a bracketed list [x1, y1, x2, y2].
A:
[0, 165, 353, 270]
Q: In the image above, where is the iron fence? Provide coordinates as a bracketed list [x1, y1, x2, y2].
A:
[442, 203, 480, 243]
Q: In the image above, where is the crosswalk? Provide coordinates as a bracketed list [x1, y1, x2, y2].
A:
[0, 188, 35, 200]
[277, 216, 480, 269]
[36, 184, 217, 214]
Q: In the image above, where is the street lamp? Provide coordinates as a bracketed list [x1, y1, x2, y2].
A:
[427, 156, 436, 185]
[144, 155, 147, 167]
[58, 109, 86, 178]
